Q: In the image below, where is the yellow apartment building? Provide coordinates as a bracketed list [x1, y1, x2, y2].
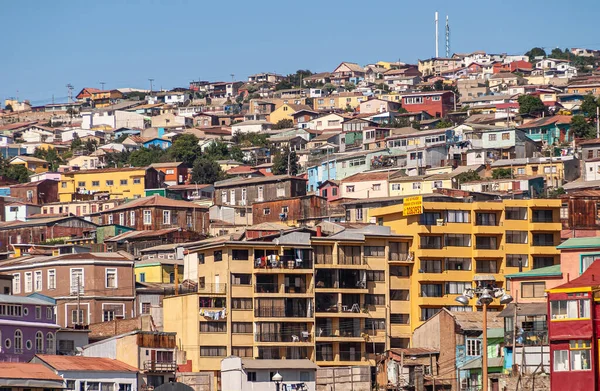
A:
[58, 167, 163, 202]
[370, 197, 561, 334]
[162, 226, 413, 384]
[312, 93, 367, 111]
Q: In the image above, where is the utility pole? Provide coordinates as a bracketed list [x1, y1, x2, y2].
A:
[230, 74, 235, 82]
[100, 81, 106, 90]
[148, 78, 154, 93]
[596, 106, 599, 139]
[287, 147, 291, 175]
[76, 275, 81, 325]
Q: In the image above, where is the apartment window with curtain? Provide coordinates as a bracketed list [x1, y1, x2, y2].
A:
[532, 209, 553, 222]
[475, 213, 497, 226]
[533, 256, 554, 269]
[446, 210, 469, 223]
[421, 260, 442, 273]
[551, 299, 590, 320]
[476, 260, 499, 273]
[446, 282, 471, 295]
[421, 236, 442, 249]
[533, 233, 554, 246]
[505, 207, 527, 220]
[421, 308, 440, 321]
[475, 236, 497, 250]
[506, 231, 528, 244]
[420, 212, 442, 225]
[445, 234, 471, 247]
[420, 284, 443, 297]
[521, 282, 545, 298]
[554, 340, 591, 372]
[445, 258, 471, 271]
[581, 254, 600, 273]
[506, 254, 528, 268]
[200, 322, 227, 333]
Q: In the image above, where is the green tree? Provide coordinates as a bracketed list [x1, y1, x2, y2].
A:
[455, 170, 481, 184]
[571, 115, 595, 138]
[70, 134, 83, 151]
[518, 95, 546, 117]
[433, 80, 444, 91]
[231, 131, 269, 147]
[581, 94, 600, 120]
[84, 139, 98, 154]
[548, 187, 566, 198]
[492, 168, 513, 179]
[344, 82, 356, 92]
[191, 158, 224, 184]
[129, 146, 168, 167]
[275, 79, 294, 91]
[272, 147, 299, 175]
[229, 146, 245, 162]
[435, 119, 453, 128]
[114, 134, 129, 143]
[272, 119, 294, 130]
[323, 83, 337, 94]
[525, 47, 546, 62]
[203, 140, 231, 160]
[169, 134, 202, 166]
[376, 83, 390, 92]
[4, 164, 32, 183]
[105, 150, 131, 168]
[34, 147, 63, 172]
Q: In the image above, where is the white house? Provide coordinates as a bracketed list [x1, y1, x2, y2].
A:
[61, 128, 102, 142]
[5, 201, 41, 222]
[81, 110, 145, 130]
[307, 113, 345, 131]
[221, 357, 317, 391]
[231, 120, 272, 134]
[31, 354, 138, 391]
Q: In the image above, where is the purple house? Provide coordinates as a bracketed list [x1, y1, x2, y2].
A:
[0, 294, 59, 362]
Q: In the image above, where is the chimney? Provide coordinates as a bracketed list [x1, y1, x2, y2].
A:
[316, 225, 322, 237]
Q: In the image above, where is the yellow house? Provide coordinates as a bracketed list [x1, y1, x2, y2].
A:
[58, 166, 163, 202]
[370, 198, 561, 333]
[490, 157, 579, 189]
[9, 156, 48, 173]
[67, 155, 101, 170]
[389, 174, 454, 197]
[312, 93, 367, 111]
[269, 104, 312, 125]
[135, 259, 183, 283]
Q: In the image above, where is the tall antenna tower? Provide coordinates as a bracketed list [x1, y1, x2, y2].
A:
[100, 81, 106, 90]
[445, 15, 450, 58]
[435, 12, 439, 58]
[66, 84, 74, 103]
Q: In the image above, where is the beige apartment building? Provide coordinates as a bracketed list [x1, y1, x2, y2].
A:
[163, 225, 412, 384]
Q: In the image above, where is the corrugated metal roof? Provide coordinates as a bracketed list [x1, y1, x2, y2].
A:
[498, 303, 547, 318]
[0, 294, 52, 306]
[0, 362, 63, 381]
[557, 237, 600, 249]
[505, 264, 562, 279]
[460, 356, 503, 370]
[35, 354, 139, 372]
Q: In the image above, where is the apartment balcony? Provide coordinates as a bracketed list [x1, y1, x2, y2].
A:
[390, 324, 412, 338]
[529, 221, 561, 231]
[388, 251, 415, 264]
[528, 245, 559, 255]
[390, 301, 411, 313]
[198, 283, 227, 295]
[143, 361, 177, 373]
[390, 276, 411, 290]
[417, 223, 472, 235]
[255, 332, 312, 344]
[472, 224, 505, 235]
[254, 254, 313, 272]
[254, 307, 311, 320]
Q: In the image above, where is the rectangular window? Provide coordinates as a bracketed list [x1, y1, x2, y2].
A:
[506, 231, 528, 244]
[446, 281, 472, 295]
[534, 256, 554, 269]
[365, 294, 385, 306]
[502, 132, 510, 140]
[106, 268, 117, 288]
[214, 250, 223, 262]
[92, 181, 100, 187]
[234, 347, 253, 357]
[24, 272, 33, 293]
[421, 308, 440, 321]
[162, 210, 171, 224]
[130, 211, 135, 226]
[506, 207, 527, 220]
[200, 322, 227, 333]
[364, 246, 385, 257]
[532, 209, 553, 223]
[263, 208, 271, 215]
[420, 284, 443, 297]
[445, 234, 471, 247]
[232, 322, 253, 334]
[475, 213, 497, 226]
[420, 236, 442, 249]
[133, 178, 141, 184]
[551, 299, 591, 320]
[120, 179, 128, 185]
[581, 255, 600, 273]
[421, 260, 442, 273]
[119, 213, 124, 226]
[475, 236, 497, 250]
[78, 181, 86, 187]
[466, 338, 482, 357]
[366, 271, 385, 282]
[143, 210, 152, 225]
[445, 258, 471, 270]
[106, 180, 114, 186]
[247, 372, 257, 382]
[35, 306, 41, 319]
[34, 270, 43, 291]
[108, 215, 113, 225]
[232, 249, 249, 260]
[232, 298, 253, 310]
[521, 282, 545, 298]
[506, 254, 528, 268]
[70, 268, 84, 294]
[231, 274, 251, 285]
[533, 233, 554, 246]
[200, 346, 227, 356]
[488, 134, 497, 141]
[12, 273, 20, 294]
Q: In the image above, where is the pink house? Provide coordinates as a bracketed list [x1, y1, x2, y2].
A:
[317, 180, 340, 202]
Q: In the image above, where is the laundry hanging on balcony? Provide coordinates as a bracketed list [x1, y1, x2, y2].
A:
[200, 308, 226, 320]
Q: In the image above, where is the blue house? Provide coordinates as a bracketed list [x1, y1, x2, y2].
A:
[307, 156, 337, 193]
[143, 137, 172, 150]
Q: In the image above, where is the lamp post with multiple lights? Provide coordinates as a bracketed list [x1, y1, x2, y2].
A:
[272, 371, 283, 391]
[455, 276, 513, 391]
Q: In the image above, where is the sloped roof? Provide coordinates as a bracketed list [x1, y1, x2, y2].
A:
[35, 354, 139, 372]
[557, 237, 600, 249]
[551, 261, 600, 291]
[450, 310, 503, 331]
[517, 115, 572, 129]
[150, 162, 185, 168]
[10, 156, 47, 163]
[341, 171, 395, 183]
[505, 264, 562, 279]
[0, 362, 63, 381]
[104, 195, 206, 213]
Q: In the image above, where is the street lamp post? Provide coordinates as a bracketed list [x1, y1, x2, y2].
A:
[455, 276, 513, 391]
[272, 371, 283, 391]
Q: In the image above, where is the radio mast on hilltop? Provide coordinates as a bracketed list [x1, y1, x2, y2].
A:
[446, 15, 451, 57]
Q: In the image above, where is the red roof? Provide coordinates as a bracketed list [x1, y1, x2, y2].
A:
[552, 261, 600, 291]
[517, 115, 573, 129]
[0, 362, 63, 380]
[104, 194, 207, 213]
[227, 165, 259, 175]
[496, 103, 520, 109]
[35, 354, 139, 372]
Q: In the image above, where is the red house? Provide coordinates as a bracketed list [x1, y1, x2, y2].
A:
[317, 179, 340, 202]
[547, 262, 600, 391]
[401, 91, 454, 118]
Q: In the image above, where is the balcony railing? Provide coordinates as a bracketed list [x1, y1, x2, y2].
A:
[316, 352, 334, 361]
[254, 255, 313, 269]
[389, 252, 414, 262]
[198, 283, 227, 294]
[255, 283, 279, 294]
[505, 328, 548, 346]
[255, 332, 312, 343]
[143, 360, 177, 372]
[254, 307, 308, 318]
[339, 350, 365, 361]
[339, 257, 362, 266]
[532, 217, 554, 223]
[316, 303, 362, 313]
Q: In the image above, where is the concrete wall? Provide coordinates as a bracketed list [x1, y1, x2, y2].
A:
[316, 367, 370, 391]
[177, 372, 214, 391]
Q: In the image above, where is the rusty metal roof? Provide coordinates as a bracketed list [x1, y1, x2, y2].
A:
[35, 354, 139, 372]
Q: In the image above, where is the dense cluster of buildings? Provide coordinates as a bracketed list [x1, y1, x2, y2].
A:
[2, 49, 600, 391]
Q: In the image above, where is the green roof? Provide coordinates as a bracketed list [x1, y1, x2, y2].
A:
[505, 264, 562, 279]
[557, 237, 600, 250]
[484, 328, 505, 339]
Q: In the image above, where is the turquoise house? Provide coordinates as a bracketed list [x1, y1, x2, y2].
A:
[517, 115, 572, 145]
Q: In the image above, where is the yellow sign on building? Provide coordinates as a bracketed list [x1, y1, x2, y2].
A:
[403, 196, 423, 216]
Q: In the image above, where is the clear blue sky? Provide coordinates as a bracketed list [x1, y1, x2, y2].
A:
[2, 0, 599, 105]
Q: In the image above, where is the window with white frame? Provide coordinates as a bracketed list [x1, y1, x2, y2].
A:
[106, 269, 117, 288]
[47, 270, 56, 290]
[221, 190, 227, 204]
[70, 268, 84, 294]
[107, 215, 113, 225]
[466, 338, 482, 357]
[119, 213, 125, 226]
[13, 273, 20, 294]
[581, 254, 600, 273]
[162, 210, 171, 225]
[143, 210, 152, 225]
[129, 211, 135, 226]
[551, 298, 590, 320]
[257, 186, 264, 201]
[24, 272, 32, 293]
[34, 271, 42, 291]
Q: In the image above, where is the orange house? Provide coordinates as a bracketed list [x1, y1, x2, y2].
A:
[150, 162, 188, 185]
